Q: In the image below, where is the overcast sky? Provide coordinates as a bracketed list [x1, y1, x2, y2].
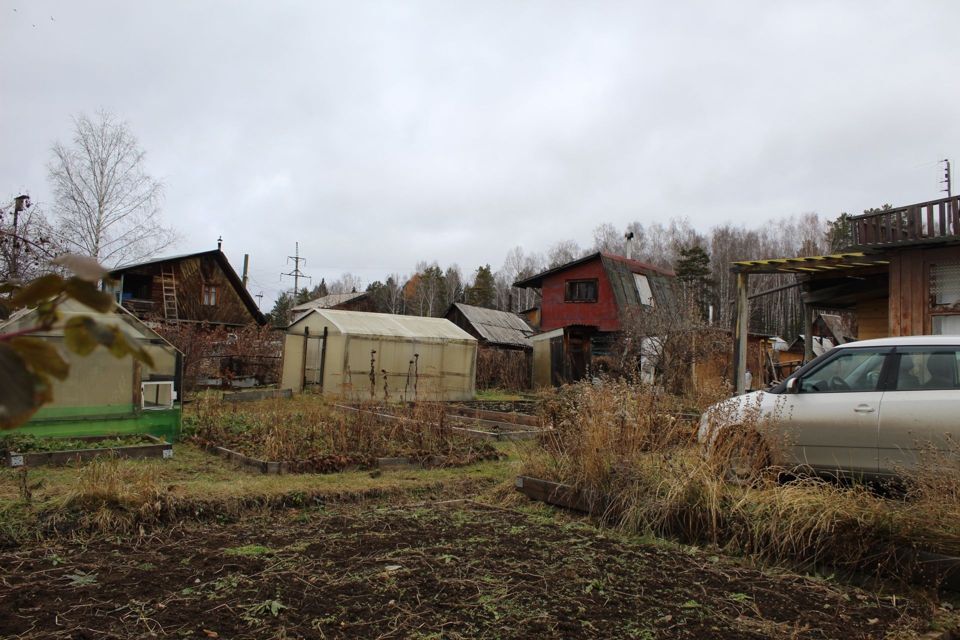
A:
[2, 1, 959, 307]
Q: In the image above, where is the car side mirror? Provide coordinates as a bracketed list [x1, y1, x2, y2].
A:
[786, 377, 800, 394]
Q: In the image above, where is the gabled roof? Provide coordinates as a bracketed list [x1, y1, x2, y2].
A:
[108, 249, 265, 325]
[291, 291, 368, 313]
[447, 303, 534, 348]
[289, 309, 475, 341]
[512, 251, 674, 289]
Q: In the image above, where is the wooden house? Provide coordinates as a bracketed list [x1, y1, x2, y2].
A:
[731, 195, 960, 393]
[103, 247, 265, 327]
[445, 303, 535, 389]
[514, 252, 675, 385]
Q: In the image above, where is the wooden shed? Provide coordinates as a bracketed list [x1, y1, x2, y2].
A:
[0, 299, 182, 441]
[280, 309, 477, 401]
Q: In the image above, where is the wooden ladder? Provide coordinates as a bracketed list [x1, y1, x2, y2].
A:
[160, 266, 179, 321]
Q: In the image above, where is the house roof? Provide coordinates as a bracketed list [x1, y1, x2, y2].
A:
[108, 249, 265, 325]
[447, 303, 534, 348]
[513, 252, 674, 289]
[0, 298, 180, 352]
[731, 251, 890, 275]
[288, 309, 475, 341]
[817, 313, 855, 344]
[291, 291, 367, 313]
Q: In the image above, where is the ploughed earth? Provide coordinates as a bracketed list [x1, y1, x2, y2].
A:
[0, 500, 929, 639]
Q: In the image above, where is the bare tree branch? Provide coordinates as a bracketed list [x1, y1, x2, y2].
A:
[48, 110, 179, 266]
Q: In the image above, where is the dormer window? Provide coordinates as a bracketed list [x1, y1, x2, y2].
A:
[565, 279, 597, 302]
[633, 274, 654, 307]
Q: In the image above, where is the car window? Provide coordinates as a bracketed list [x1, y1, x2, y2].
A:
[893, 350, 960, 391]
[799, 350, 887, 393]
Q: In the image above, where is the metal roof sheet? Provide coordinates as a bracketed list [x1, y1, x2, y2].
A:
[451, 303, 534, 348]
[290, 309, 476, 341]
[291, 292, 367, 312]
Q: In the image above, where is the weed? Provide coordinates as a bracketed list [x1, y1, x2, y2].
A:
[224, 544, 273, 557]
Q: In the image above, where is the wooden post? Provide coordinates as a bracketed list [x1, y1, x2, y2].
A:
[804, 305, 815, 363]
[318, 326, 329, 392]
[300, 326, 310, 392]
[733, 271, 749, 395]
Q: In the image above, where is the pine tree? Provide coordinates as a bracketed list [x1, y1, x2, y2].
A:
[466, 265, 496, 308]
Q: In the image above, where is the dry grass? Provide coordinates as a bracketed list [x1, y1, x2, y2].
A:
[185, 394, 498, 469]
[522, 379, 960, 584]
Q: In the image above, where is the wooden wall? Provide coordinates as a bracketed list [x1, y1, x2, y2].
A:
[856, 299, 888, 340]
[887, 246, 959, 336]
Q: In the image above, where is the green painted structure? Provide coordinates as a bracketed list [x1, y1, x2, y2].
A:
[1, 300, 183, 442]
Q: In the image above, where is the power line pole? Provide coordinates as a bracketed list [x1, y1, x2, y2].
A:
[942, 159, 952, 198]
[281, 242, 311, 297]
[255, 292, 263, 309]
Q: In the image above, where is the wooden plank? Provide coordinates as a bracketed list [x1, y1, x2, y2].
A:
[939, 202, 947, 237]
[514, 476, 606, 514]
[889, 254, 902, 336]
[926, 204, 935, 238]
[910, 249, 925, 335]
[8, 436, 172, 468]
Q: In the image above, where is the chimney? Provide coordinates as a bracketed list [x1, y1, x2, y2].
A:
[242, 254, 250, 289]
[624, 231, 635, 260]
[217, 235, 223, 251]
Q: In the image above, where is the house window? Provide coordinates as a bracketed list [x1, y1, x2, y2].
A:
[202, 284, 220, 306]
[633, 273, 654, 307]
[565, 279, 598, 302]
[931, 263, 960, 334]
[931, 263, 960, 306]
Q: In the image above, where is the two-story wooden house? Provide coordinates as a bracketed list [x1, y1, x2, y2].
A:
[513, 252, 675, 386]
[103, 247, 265, 327]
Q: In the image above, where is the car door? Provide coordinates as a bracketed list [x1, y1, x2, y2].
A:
[780, 347, 892, 477]
[877, 347, 960, 475]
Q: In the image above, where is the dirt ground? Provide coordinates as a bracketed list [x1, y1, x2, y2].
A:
[0, 499, 932, 639]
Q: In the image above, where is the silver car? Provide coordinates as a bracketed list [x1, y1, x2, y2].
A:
[698, 336, 960, 480]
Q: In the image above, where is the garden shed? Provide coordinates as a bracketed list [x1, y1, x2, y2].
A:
[0, 299, 182, 441]
[281, 309, 477, 401]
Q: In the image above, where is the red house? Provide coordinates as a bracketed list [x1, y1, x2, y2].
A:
[514, 252, 675, 385]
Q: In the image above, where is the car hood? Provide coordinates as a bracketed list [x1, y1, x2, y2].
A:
[696, 390, 777, 443]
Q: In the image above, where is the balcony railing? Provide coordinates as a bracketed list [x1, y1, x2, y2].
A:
[851, 195, 960, 247]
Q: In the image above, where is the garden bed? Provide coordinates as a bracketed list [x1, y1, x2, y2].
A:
[1, 434, 172, 468]
[186, 395, 502, 474]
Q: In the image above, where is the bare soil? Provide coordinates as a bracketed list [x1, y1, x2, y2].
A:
[0, 500, 930, 639]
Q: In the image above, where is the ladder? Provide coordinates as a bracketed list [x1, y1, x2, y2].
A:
[160, 266, 179, 321]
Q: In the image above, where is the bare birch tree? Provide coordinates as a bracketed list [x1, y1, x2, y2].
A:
[48, 111, 177, 266]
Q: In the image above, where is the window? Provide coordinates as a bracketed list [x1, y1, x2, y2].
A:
[799, 349, 888, 393]
[202, 284, 219, 306]
[931, 263, 960, 306]
[141, 381, 176, 410]
[633, 273, 654, 307]
[565, 279, 598, 302]
[893, 350, 960, 391]
[932, 315, 960, 335]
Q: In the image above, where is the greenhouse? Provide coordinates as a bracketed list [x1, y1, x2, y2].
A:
[281, 309, 477, 401]
[0, 299, 182, 442]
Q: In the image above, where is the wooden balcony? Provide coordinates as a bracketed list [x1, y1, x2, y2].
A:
[851, 196, 960, 248]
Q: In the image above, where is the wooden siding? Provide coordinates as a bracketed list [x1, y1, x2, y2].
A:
[538, 256, 621, 332]
[856, 298, 888, 340]
[887, 245, 960, 335]
[121, 254, 258, 325]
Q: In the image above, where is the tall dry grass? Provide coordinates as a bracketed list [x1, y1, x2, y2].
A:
[185, 394, 497, 468]
[59, 457, 171, 532]
[523, 379, 960, 582]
